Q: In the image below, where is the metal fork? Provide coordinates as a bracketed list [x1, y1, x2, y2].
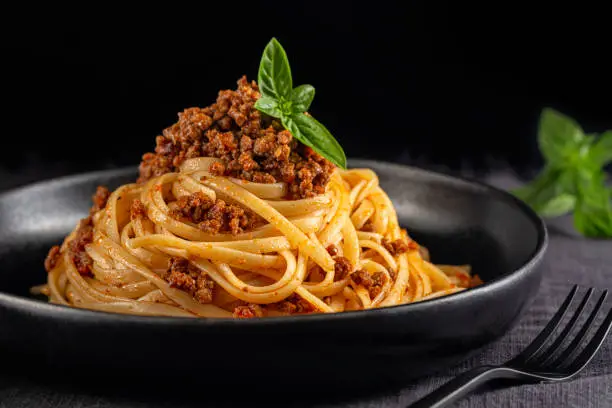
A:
[410, 285, 612, 408]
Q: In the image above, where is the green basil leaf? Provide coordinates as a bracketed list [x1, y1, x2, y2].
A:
[513, 166, 576, 217]
[588, 130, 612, 168]
[254, 96, 282, 118]
[291, 84, 315, 113]
[538, 108, 586, 164]
[556, 170, 579, 196]
[522, 108, 612, 237]
[538, 193, 576, 218]
[573, 174, 612, 237]
[258, 38, 293, 100]
[283, 113, 347, 169]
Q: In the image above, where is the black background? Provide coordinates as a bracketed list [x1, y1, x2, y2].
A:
[1, 3, 611, 187]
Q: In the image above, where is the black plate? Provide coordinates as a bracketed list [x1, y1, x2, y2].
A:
[0, 160, 547, 390]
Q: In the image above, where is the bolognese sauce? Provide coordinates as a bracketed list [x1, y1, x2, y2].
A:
[47, 77, 336, 278]
[138, 76, 334, 199]
[37, 38, 481, 319]
[49, 186, 111, 276]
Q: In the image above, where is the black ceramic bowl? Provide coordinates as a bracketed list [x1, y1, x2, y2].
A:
[0, 160, 546, 390]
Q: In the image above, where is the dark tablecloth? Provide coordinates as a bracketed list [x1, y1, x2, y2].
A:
[0, 171, 610, 408]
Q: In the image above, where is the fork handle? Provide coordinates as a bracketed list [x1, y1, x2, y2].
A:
[410, 365, 519, 408]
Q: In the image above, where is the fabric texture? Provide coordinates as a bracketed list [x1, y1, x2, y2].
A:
[0, 171, 610, 408]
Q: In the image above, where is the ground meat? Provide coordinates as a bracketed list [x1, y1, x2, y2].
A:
[62, 185, 111, 275]
[351, 270, 372, 288]
[170, 192, 263, 235]
[44, 245, 61, 272]
[91, 186, 110, 214]
[252, 171, 276, 184]
[194, 274, 215, 304]
[351, 270, 388, 299]
[137, 76, 334, 199]
[208, 161, 225, 176]
[68, 218, 94, 275]
[382, 238, 416, 256]
[233, 304, 265, 318]
[333, 256, 352, 281]
[368, 272, 388, 298]
[163, 257, 215, 304]
[171, 192, 214, 224]
[326, 245, 339, 256]
[166, 269, 196, 294]
[307, 265, 326, 282]
[470, 274, 484, 288]
[130, 199, 146, 220]
[273, 294, 315, 314]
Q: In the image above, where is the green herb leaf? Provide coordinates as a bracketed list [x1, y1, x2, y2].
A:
[573, 173, 612, 237]
[513, 167, 576, 217]
[538, 108, 586, 164]
[254, 38, 347, 169]
[258, 38, 293, 100]
[291, 84, 315, 113]
[539, 194, 577, 218]
[254, 96, 282, 118]
[283, 113, 347, 169]
[556, 170, 579, 196]
[588, 130, 612, 168]
[516, 108, 612, 238]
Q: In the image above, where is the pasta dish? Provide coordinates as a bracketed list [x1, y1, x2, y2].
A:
[35, 39, 481, 318]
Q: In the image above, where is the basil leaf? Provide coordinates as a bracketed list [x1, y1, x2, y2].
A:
[539, 194, 577, 218]
[556, 170, 579, 196]
[573, 174, 612, 237]
[254, 96, 282, 118]
[291, 84, 315, 113]
[258, 38, 293, 100]
[588, 130, 612, 168]
[521, 108, 612, 238]
[513, 167, 576, 217]
[538, 108, 586, 164]
[283, 113, 347, 169]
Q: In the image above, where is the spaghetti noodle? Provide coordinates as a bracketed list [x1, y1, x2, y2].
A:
[35, 75, 481, 318]
[35, 156, 481, 317]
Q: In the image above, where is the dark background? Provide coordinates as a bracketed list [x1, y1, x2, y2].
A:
[1, 3, 611, 189]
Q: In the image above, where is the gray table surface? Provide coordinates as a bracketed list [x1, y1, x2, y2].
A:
[0, 170, 610, 408]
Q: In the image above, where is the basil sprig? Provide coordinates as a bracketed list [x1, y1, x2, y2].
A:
[254, 38, 347, 169]
[514, 108, 612, 237]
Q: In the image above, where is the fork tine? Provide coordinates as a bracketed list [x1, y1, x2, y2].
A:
[513, 285, 578, 363]
[563, 305, 612, 375]
[534, 288, 594, 366]
[549, 290, 608, 370]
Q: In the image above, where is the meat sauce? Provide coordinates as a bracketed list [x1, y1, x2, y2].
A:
[45, 186, 110, 275]
[46, 78, 342, 314]
[169, 192, 264, 235]
[138, 76, 334, 199]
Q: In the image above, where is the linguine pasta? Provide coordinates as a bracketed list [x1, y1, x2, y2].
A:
[34, 40, 482, 317]
[35, 157, 481, 318]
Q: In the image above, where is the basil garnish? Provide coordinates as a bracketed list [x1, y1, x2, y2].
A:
[253, 38, 347, 169]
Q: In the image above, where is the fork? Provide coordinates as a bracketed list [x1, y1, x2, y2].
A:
[410, 285, 612, 408]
